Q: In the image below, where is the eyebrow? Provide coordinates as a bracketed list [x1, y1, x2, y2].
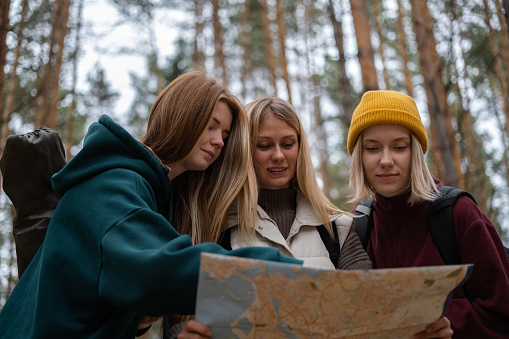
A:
[363, 136, 410, 143]
[212, 117, 230, 136]
[257, 135, 297, 140]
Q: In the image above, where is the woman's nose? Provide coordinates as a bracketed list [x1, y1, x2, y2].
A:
[211, 131, 224, 148]
[379, 149, 393, 166]
[271, 146, 284, 161]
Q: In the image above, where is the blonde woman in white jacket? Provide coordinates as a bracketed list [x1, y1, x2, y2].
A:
[221, 96, 371, 271]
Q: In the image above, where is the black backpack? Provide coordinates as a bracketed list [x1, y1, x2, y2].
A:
[0, 127, 66, 277]
[353, 186, 509, 265]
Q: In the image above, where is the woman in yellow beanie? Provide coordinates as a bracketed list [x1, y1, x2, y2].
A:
[347, 90, 509, 338]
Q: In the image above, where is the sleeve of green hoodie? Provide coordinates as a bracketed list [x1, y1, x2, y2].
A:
[96, 170, 302, 316]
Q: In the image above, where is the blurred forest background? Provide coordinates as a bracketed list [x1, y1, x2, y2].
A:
[1, 0, 509, 314]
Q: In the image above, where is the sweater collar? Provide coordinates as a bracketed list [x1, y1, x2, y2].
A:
[258, 188, 297, 217]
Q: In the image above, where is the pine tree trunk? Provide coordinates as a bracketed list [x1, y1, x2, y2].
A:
[450, 0, 487, 211]
[373, 0, 390, 89]
[34, 0, 71, 129]
[483, 0, 509, 129]
[349, 0, 378, 92]
[396, 0, 413, 96]
[304, 4, 331, 198]
[192, 0, 205, 73]
[261, 0, 278, 96]
[240, 0, 250, 100]
[212, 0, 228, 86]
[409, 0, 463, 188]
[489, 74, 509, 189]
[65, 0, 84, 161]
[0, 0, 27, 164]
[328, 0, 354, 127]
[276, 0, 292, 104]
[494, 0, 509, 95]
[48, 0, 70, 129]
[0, 0, 11, 117]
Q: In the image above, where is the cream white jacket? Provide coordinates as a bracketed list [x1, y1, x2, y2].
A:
[226, 193, 354, 270]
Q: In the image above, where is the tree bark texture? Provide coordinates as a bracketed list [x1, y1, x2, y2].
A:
[349, 0, 378, 92]
[328, 0, 354, 127]
[192, 0, 206, 73]
[0, 0, 11, 118]
[372, 0, 391, 90]
[34, 0, 71, 129]
[494, 0, 509, 97]
[240, 0, 250, 100]
[409, 0, 464, 188]
[65, 0, 84, 161]
[450, 0, 487, 210]
[212, 0, 228, 86]
[276, 0, 292, 104]
[260, 0, 278, 96]
[489, 74, 509, 190]
[396, 0, 413, 96]
[0, 0, 27, 163]
[483, 0, 509, 130]
[305, 4, 332, 198]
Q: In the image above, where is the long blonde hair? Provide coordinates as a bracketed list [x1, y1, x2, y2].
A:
[246, 96, 347, 236]
[348, 131, 439, 205]
[142, 71, 257, 244]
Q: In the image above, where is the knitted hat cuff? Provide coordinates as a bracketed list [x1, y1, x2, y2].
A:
[346, 91, 428, 155]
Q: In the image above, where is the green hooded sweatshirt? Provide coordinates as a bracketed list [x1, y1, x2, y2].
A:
[0, 115, 301, 338]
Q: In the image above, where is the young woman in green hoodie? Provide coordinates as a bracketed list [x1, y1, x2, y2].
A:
[0, 71, 301, 338]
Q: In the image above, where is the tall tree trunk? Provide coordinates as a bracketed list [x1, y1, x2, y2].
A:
[240, 0, 250, 100]
[260, 0, 278, 96]
[34, 0, 71, 129]
[48, 0, 70, 129]
[65, 0, 83, 161]
[192, 0, 205, 73]
[328, 0, 354, 127]
[349, 0, 378, 92]
[372, 0, 390, 89]
[396, 0, 413, 96]
[276, 0, 291, 104]
[0, 0, 11, 117]
[483, 0, 509, 129]
[304, 3, 331, 198]
[409, 0, 463, 188]
[489, 74, 509, 188]
[494, 0, 509, 94]
[450, 0, 487, 210]
[1, 0, 27, 164]
[212, 0, 228, 86]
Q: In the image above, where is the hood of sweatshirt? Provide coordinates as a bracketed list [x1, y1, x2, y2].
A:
[52, 115, 171, 200]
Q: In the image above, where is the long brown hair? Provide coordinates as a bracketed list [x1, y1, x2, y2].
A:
[143, 71, 257, 244]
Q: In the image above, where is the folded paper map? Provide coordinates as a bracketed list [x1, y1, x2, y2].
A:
[195, 253, 472, 338]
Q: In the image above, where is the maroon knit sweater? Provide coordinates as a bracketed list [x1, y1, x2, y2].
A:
[367, 182, 509, 338]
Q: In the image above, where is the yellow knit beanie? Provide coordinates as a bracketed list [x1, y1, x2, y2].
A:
[346, 90, 428, 155]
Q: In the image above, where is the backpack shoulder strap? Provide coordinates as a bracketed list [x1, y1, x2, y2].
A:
[428, 186, 476, 265]
[317, 220, 340, 267]
[353, 199, 373, 251]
